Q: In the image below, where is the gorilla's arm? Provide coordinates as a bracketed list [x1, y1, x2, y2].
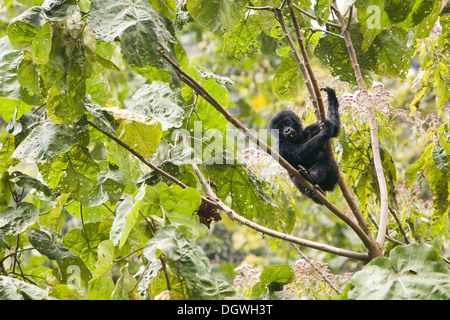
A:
[302, 88, 340, 140]
[321, 87, 340, 138]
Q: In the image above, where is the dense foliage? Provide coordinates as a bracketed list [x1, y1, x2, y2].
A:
[0, 0, 449, 300]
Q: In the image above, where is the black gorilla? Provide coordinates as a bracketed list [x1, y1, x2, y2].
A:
[269, 87, 340, 203]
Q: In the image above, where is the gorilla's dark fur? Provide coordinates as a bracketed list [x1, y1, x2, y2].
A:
[269, 87, 340, 203]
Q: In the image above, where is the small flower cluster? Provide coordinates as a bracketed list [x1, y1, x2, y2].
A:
[233, 264, 261, 293]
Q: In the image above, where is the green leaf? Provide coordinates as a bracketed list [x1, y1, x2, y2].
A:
[42, 0, 79, 21]
[223, 15, 262, 60]
[28, 229, 78, 260]
[187, 0, 247, 32]
[27, 229, 92, 283]
[396, 0, 436, 29]
[82, 169, 126, 207]
[88, 0, 180, 77]
[0, 37, 37, 120]
[6, 6, 48, 51]
[18, 58, 40, 97]
[0, 134, 16, 173]
[252, 264, 295, 297]
[346, 244, 450, 300]
[12, 120, 86, 164]
[41, 23, 86, 122]
[111, 266, 138, 300]
[110, 185, 146, 249]
[0, 202, 38, 236]
[90, 240, 115, 281]
[111, 107, 162, 159]
[0, 276, 49, 300]
[140, 225, 236, 299]
[150, 0, 177, 21]
[271, 53, 304, 100]
[141, 183, 202, 233]
[355, 0, 391, 50]
[0, 173, 13, 213]
[207, 164, 278, 226]
[185, 67, 230, 132]
[38, 145, 100, 205]
[414, 0, 442, 39]
[62, 220, 112, 270]
[314, 23, 375, 85]
[404, 143, 434, 186]
[371, 26, 414, 78]
[88, 240, 115, 299]
[50, 284, 88, 300]
[9, 171, 59, 199]
[314, 0, 333, 26]
[130, 82, 186, 132]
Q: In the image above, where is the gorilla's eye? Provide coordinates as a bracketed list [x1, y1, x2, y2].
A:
[282, 119, 291, 127]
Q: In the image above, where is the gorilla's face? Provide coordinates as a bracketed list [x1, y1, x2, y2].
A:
[269, 110, 303, 143]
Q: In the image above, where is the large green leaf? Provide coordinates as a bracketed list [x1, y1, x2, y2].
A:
[130, 82, 186, 131]
[0, 276, 49, 300]
[38, 145, 100, 205]
[6, 6, 52, 64]
[184, 67, 231, 133]
[87, 0, 181, 77]
[314, 0, 333, 26]
[12, 120, 87, 164]
[345, 244, 450, 300]
[140, 183, 202, 233]
[41, 22, 86, 122]
[187, 0, 247, 32]
[271, 53, 304, 101]
[111, 266, 138, 300]
[87, 240, 115, 299]
[81, 169, 126, 208]
[9, 171, 59, 199]
[251, 264, 295, 297]
[27, 229, 92, 283]
[110, 185, 146, 249]
[111, 107, 162, 159]
[0, 202, 38, 236]
[355, 0, 392, 50]
[62, 220, 112, 270]
[371, 26, 414, 78]
[0, 37, 37, 121]
[207, 163, 278, 226]
[223, 15, 261, 60]
[139, 225, 236, 299]
[0, 134, 16, 173]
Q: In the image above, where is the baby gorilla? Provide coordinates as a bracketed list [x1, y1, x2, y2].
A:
[269, 87, 340, 203]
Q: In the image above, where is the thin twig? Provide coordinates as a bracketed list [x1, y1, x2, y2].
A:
[306, 27, 344, 39]
[291, 3, 341, 28]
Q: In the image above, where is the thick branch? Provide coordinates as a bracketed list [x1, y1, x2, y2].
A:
[332, 2, 389, 249]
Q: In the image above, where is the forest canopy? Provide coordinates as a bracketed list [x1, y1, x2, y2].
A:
[0, 0, 449, 300]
